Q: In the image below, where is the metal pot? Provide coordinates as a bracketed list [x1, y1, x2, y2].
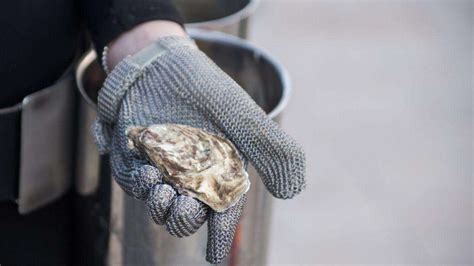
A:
[74, 30, 291, 266]
[173, 0, 259, 37]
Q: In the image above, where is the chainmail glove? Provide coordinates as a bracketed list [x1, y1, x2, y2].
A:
[93, 36, 306, 264]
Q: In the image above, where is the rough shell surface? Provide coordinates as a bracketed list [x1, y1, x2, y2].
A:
[127, 124, 250, 212]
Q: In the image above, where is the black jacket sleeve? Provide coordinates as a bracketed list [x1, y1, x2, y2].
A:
[80, 0, 184, 55]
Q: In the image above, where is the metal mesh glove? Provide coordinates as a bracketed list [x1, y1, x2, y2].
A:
[93, 36, 306, 264]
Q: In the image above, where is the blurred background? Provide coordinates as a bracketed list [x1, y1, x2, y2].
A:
[249, 0, 472, 264]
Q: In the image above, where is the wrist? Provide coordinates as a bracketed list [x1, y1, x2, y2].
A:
[106, 21, 187, 71]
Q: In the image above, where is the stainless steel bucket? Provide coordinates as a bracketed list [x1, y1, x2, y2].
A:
[75, 30, 290, 266]
[173, 0, 259, 37]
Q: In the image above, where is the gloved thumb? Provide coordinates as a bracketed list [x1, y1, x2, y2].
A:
[169, 48, 306, 198]
[92, 117, 113, 154]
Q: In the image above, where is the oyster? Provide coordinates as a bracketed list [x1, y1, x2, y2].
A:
[127, 124, 250, 212]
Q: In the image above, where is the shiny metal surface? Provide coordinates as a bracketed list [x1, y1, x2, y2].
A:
[75, 30, 290, 265]
[75, 52, 101, 195]
[173, 0, 259, 37]
[18, 71, 75, 214]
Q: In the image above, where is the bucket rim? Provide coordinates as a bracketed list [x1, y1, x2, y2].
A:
[188, 29, 291, 119]
[76, 50, 100, 111]
[185, 0, 260, 29]
[75, 30, 291, 119]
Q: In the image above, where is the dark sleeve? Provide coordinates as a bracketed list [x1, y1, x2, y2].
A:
[79, 0, 184, 55]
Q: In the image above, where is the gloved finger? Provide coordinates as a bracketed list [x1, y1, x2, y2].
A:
[165, 195, 208, 237]
[146, 184, 177, 225]
[206, 194, 247, 264]
[109, 142, 165, 201]
[130, 164, 163, 200]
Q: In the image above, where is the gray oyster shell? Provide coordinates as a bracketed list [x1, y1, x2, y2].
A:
[127, 124, 250, 212]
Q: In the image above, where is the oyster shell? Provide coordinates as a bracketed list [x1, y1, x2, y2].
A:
[127, 124, 250, 212]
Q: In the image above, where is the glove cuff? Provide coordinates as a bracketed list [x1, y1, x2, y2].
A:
[97, 36, 197, 125]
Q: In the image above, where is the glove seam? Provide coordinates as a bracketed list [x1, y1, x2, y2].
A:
[97, 58, 143, 124]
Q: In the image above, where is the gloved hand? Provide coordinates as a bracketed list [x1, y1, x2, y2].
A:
[93, 36, 306, 264]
